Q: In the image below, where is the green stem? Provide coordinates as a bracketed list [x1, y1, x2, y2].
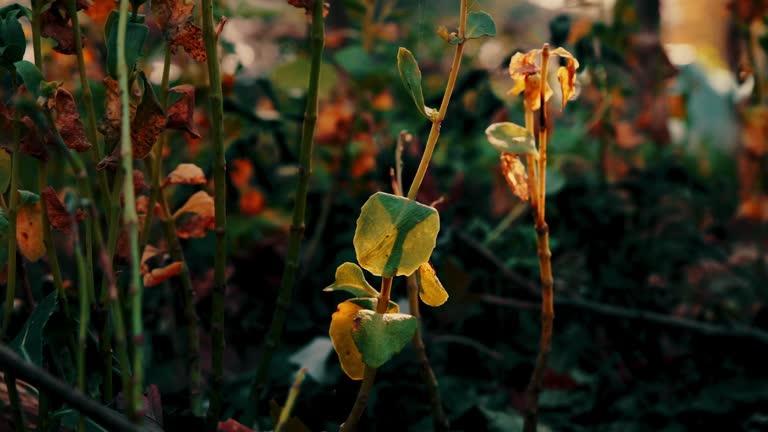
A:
[31, 0, 42, 67]
[2, 75, 21, 341]
[74, 223, 90, 432]
[0, 344, 141, 432]
[202, 0, 228, 425]
[38, 162, 69, 317]
[68, 0, 111, 208]
[4, 372, 26, 432]
[406, 0, 468, 200]
[275, 368, 307, 432]
[247, 0, 325, 416]
[159, 196, 202, 414]
[139, 44, 173, 253]
[116, 0, 144, 421]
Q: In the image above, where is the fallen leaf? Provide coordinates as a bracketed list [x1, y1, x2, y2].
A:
[165, 163, 206, 186]
[41, 186, 73, 234]
[52, 88, 91, 152]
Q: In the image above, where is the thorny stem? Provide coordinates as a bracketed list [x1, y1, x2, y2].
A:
[340, 277, 392, 432]
[523, 43, 555, 432]
[201, 0, 228, 426]
[69, 0, 111, 208]
[407, 276, 449, 432]
[247, 0, 325, 418]
[275, 368, 307, 432]
[406, 0, 468, 200]
[116, 0, 143, 421]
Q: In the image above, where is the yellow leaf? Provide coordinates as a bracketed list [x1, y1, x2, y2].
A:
[415, 262, 448, 307]
[329, 300, 365, 380]
[17, 202, 46, 262]
[500, 153, 529, 202]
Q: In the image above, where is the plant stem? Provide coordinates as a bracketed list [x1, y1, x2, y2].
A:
[38, 163, 69, 317]
[159, 197, 202, 414]
[524, 108, 538, 212]
[406, 276, 448, 431]
[74, 223, 90, 432]
[406, 0, 468, 200]
[523, 44, 555, 432]
[0, 344, 141, 432]
[201, 0, 227, 425]
[2, 74, 21, 341]
[116, 0, 143, 421]
[248, 0, 325, 413]
[68, 0, 111, 208]
[31, 0, 42, 67]
[139, 44, 173, 253]
[340, 277, 392, 432]
[275, 368, 307, 432]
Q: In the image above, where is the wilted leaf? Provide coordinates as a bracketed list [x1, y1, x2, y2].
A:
[131, 74, 167, 159]
[41, 186, 73, 233]
[485, 122, 537, 155]
[40, 0, 85, 55]
[10, 291, 58, 367]
[465, 11, 497, 40]
[397, 47, 436, 120]
[151, 0, 207, 62]
[415, 262, 448, 307]
[173, 190, 215, 239]
[165, 163, 206, 186]
[166, 85, 200, 137]
[500, 153, 529, 202]
[97, 77, 123, 144]
[17, 200, 46, 261]
[354, 192, 440, 277]
[323, 262, 379, 298]
[351, 310, 418, 368]
[52, 88, 91, 152]
[550, 47, 580, 110]
[329, 300, 365, 380]
[141, 246, 183, 287]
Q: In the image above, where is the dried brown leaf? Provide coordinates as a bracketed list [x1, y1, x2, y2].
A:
[165, 163, 206, 186]
[41, 186, 73, 234]
[500, 153, 529, 202]
[166, 84, 200, 137]
[141, 246, 183, 287]
[53, 88, 91, 152]
[17, 202, 47, 262]
[173, 190, 215, 239]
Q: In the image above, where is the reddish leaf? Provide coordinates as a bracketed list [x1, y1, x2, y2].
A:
[141, 245, 183, 287]
[151, 0, 207, 62]
[133, 169, 148, 193]
[165, 163, 206, 186]
[239, 188, 265, 216]
[166, 85, 200, 138]
[218, 419, 254, 432]
[173, 190, 215, 239]
[172, 21, 207, 62]
[52, 88, 91, 152]
[130, 76, 167, 159]
[40, 0, 84, 55]
[41, 186, 73, 234]
[97, 77, 123, 145]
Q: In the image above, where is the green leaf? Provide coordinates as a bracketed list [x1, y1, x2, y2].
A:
[0, 4, 31, 20]
[106, 20, 149, 78]
[17, 190, 40, 205]
[324, 262, 379, 298]
[10, 291, 58, 367]
[465, 11, 497, 40]
[354, 192, 440, 277]
[13, 60, 44, 98]
[0, 148, 9, 194]
[351, 310, 418, 368]
[0, 8, 26, 69]
[334, 45, 377, 79]
[397, 47, 436, 120]
[485, 122, 537, 155]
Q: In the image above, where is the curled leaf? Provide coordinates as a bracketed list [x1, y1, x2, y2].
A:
[353, 192, 440, 277]
[173, 190, 215, 239]
[131, 74, 167, 159]
[97, 77, 123, 144]
[166, 84, 200, 138]
[40, 0, 85, 55]
[485, 122, 536, 155]
[41, 186, 73, 233]
[151, 0, 207, 62]
[324, 262, 379, 298]
[52, 88, 91, 152]
[415, 262, 448, 307]
[141, 245, 184, 287]
[329, 300, 365, 380]
[165, 163, 206, 186]
[499, 153, 529, 202]
[397, 47, 436, 120]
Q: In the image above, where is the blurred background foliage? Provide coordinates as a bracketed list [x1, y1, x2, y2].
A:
[3, 0, 768, 430]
